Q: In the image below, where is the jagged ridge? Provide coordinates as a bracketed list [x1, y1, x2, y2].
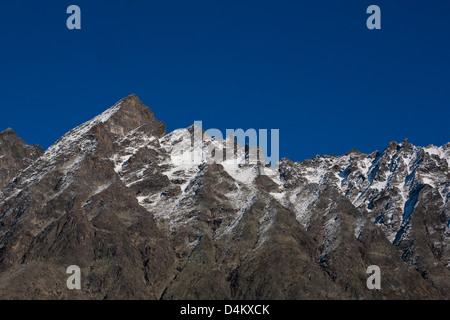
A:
[0, 95, 448, 299]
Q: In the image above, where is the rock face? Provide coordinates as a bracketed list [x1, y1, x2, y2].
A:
[0, 128, 43, 189]
[0, 94, 448, 299]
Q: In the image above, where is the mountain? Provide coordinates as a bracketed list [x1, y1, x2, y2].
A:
[0, 128, 43, 189]
[0, 94, 448, 299]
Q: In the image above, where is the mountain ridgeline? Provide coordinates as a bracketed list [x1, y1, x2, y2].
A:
[0, 95, 448, 299]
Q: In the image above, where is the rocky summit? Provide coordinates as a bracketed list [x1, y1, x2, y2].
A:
[0, 94, 448, 299]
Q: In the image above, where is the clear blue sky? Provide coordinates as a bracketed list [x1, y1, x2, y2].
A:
[1, 0, 449, 162]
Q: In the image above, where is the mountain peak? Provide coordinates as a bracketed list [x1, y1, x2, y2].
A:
[0, 128, 44, 188]
[101, 94, 166, 138]
[122, 93, 139, 101]
[344, 148, 363, 156]
[0, 128, 41, 152]
[0, 128, 17, 138]
[41, 95, 166, 163]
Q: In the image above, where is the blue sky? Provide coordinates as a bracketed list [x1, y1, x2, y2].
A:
[1, 0, 449, 162]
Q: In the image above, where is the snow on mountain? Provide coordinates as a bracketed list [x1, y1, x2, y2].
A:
[0, 95, 448, 299]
